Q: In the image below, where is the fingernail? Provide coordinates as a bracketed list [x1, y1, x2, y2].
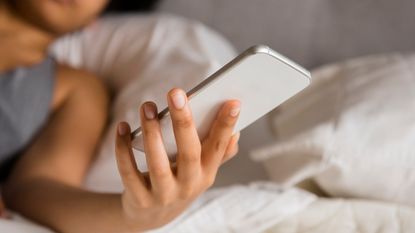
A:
[118, 123, 128, 136]
[144, 103, 156, 120]
[230, 104, 240, 117]
[171, 90, 186, 110]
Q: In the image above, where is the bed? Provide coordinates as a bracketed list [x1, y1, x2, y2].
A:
[2, 0, 415, 231]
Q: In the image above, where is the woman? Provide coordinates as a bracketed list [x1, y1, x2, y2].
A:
[0, 0, 241, 232]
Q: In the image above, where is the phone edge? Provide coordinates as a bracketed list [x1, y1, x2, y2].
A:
[130, 45, 311, 139]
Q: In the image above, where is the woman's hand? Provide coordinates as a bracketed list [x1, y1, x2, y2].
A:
[115, 88, 240, 231]
[0, 17, 52, 72]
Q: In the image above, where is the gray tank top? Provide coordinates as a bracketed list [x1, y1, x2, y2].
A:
[0, 58, 55, 164]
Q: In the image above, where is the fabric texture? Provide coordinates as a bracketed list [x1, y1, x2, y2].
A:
[266, 198, 415, 233]
[251, 53, 415, 206]
[0, 58, 55, 166]
[149, 182, 315, 233]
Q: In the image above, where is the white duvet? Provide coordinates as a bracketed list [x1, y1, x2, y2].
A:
[2, 15, 415, 233]
[267, 198, 415, 233]
[3, 190, 415, 233]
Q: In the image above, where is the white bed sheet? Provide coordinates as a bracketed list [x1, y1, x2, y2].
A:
[267, 198, 415, 233]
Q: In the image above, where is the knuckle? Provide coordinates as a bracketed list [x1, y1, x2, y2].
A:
[136, 197, 153, 209]
[228, 144, 239, 156]
[138, 201, 152, 209]
[173, 113, 193, 129]
[142, 126, 159, 139]
[223, 150, 238, 164]
[214, 138, 229, 152]
[150, 166, 171, 180]
[230, 149, 238, 158]
[124, 191, 151, 209]
[179, 149, 201, 164]
[115, 145, 124, 156]
[219, 117, 236, 128]
[205, 175, 216, 188]
[179, 187, 195, 200]
[181, 155, 199, 164]
[119, 169, 136, 180]
[128, 193, 141, 204]
[157, 195, 173, 206]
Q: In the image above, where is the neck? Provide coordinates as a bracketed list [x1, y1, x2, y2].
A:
[0, 1, 55, 43]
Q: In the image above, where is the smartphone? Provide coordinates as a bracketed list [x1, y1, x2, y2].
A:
[131, 45, 311, 158]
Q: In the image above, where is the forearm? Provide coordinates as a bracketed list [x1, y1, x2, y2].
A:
[4, 178, 141, 233]
[2, 65, 126, 232]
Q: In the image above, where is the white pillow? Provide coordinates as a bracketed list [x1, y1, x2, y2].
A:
[251, 53, 415, 206]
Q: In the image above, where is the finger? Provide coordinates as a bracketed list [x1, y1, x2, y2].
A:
[167, 88, 201, 185]
[140, 102, 174, 195]
[115, 122, 149, 196]
[202, 100, 240, 173]
[222, 132, 240, 163]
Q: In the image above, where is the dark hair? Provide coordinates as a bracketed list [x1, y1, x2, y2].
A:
[104, 0, 160, 13]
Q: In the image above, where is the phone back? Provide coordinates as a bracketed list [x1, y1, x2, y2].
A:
[132, 45, 311, 158]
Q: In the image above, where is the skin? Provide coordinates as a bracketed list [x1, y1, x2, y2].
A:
[0, 0, 241, 232]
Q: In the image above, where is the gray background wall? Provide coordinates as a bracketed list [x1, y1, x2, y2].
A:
[160, 0, 415, 68]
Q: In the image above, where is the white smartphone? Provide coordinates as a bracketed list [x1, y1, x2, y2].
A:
[131, 45, 311, 158]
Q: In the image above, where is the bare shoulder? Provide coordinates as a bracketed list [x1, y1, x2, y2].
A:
[51, 63, 109, 111]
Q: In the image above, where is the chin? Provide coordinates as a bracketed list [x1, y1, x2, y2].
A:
[11, 0, 107, 35]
